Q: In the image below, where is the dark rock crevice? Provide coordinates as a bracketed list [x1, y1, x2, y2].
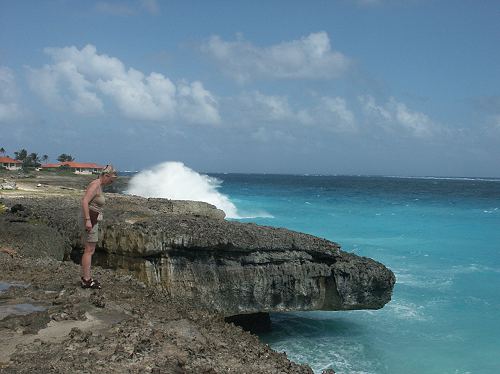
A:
[225, 312, 272, 333]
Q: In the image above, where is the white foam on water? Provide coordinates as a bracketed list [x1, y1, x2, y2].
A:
[125, 161, 272, 219]
[394, 261, 500, 299]
[235, 211, 275, 219]
[386, 300, 427, 321]
[483, 207, 499, 214]
[271, 337, 378, 374]
[451, 263, 500, 274]
[395, 270, 453, 291]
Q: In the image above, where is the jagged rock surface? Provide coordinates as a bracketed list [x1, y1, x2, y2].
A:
[2, 194, 395, 316]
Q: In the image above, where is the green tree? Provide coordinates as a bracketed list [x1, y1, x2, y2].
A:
[27, 153, 41, 167]
[14, 149, 28, 161]
[57, 153, 74, 162]
[0, 147, 5, 156]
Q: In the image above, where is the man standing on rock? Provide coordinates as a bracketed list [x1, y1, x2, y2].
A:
[80, 165, 117, 289]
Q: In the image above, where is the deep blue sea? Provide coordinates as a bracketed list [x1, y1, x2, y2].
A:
[210, 174, 500, 374]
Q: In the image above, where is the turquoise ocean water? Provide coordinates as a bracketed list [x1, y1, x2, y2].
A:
[212, 174, 500, 374]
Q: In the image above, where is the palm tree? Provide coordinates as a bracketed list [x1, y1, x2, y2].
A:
[14, 149, 27, 161]
[28, 153, 41, 167]
[57, 153, 74, 162]
[0, 147, 5, 157]
[42, 155, 49, 164]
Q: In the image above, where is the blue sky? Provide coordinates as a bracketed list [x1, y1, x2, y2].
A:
[1, 0, 499, 176]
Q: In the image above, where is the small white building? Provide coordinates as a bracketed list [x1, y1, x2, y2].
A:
[0, 157, 22, 170]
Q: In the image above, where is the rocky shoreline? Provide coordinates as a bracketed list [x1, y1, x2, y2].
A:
[0, 255, 314, 373]
[0, 171, 395, 373]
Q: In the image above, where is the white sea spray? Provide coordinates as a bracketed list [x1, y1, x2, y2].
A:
[125, 161, 273, 219]
[125, 161, 241, 218]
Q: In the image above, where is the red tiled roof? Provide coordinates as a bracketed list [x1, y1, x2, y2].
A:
[0, 157, 22, 164]
[41, 162, 105, 169]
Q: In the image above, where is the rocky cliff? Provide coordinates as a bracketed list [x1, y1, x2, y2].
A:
[1, 193, 395, 317]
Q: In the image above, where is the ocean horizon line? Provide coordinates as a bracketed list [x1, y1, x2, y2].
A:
[119, 170, 500, 182]
[199, 172, 500, 182]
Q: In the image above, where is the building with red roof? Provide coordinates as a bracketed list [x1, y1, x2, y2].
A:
[0, 157, 22, 170]
[41, 162, 105, 175]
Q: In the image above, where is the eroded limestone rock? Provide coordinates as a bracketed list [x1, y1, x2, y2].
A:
[2, 194, 396, 316]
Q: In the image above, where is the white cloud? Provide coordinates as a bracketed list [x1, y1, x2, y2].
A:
[27, 60, 104, 115]
[45, 45, 124, 80]
[0, 67, 23, 122]
[238, 91, 294, 122]
[315, 97, 357, 132]
[201, 32, 350, 82]
[27, 44, 220, 124]
[234, 91, 356, 133]
[359, 95, 435, 137]
[359, 95, 391, 121]
[97, 69, 176, 121]
[178, 81, 221, 125]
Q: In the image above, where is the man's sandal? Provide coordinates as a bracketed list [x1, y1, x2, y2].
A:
[81, 277, 102, 289]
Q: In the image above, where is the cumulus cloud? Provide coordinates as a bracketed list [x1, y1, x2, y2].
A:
[177, 81, 220, 125]
[234, 91, 356, 134]
[96, 69, 176, 120]
[313, 97, 357, 132]
[27, 60, 104, 115]
[0, 67, 23, 122]
[359, 95, 435, 137]
[237, 91, 295, 122]
[201, 32, 350, 82]
[27, 44, 219, 124]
